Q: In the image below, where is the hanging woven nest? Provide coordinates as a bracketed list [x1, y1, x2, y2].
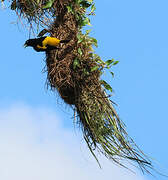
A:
[44, 3, 153, 173]
[9, 0, 155, 174]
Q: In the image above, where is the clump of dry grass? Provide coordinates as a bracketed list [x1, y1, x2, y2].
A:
[7, 0, 155, 174]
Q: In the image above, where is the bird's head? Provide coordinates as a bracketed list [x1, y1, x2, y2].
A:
[24, 39, 36, 48]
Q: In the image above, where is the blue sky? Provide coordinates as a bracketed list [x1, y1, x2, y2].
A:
[0, 0, 168, 180]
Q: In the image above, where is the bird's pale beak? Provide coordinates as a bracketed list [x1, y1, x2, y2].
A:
[23, 43, 28, 48]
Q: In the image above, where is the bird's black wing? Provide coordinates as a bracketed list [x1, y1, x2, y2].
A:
[35, 36, 47, 46]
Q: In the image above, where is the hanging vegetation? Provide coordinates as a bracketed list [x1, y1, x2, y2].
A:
[3, 0, 155, 174]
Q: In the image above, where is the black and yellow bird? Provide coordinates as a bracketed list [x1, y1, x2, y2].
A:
[24, 36, 70, 52]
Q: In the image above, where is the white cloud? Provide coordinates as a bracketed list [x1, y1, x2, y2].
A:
[0, 103, 147, 180]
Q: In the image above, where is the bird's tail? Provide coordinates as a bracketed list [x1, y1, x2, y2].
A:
[60, 40, 70, 43]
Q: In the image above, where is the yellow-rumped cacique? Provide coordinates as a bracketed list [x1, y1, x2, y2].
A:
[24, 36, 70, 52]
